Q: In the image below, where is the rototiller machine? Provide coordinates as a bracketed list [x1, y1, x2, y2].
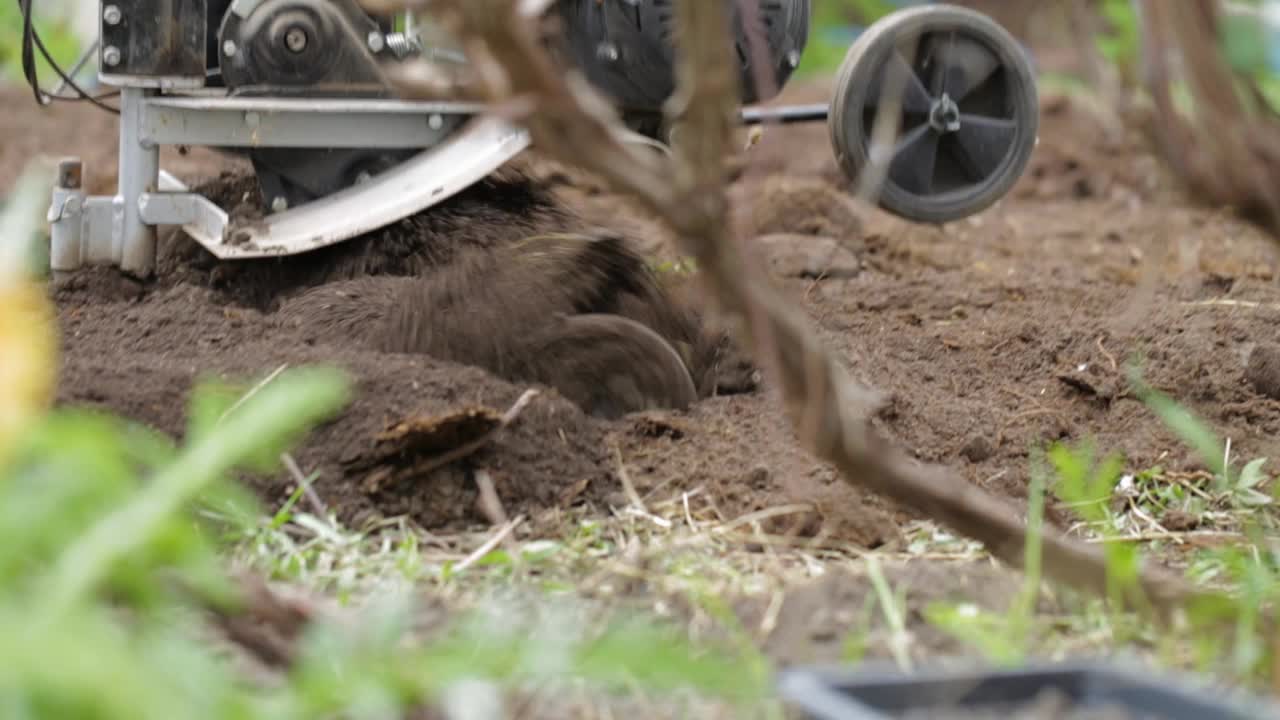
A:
[34, 0, 1039, 279]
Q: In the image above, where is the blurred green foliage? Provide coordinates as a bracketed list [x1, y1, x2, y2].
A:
[1, 362, 351, 718]
[0, 166, 769, 715]
[0, 3, 82, 84]
[796, 0, 899, 77]
[1094, 0, 1139, 74]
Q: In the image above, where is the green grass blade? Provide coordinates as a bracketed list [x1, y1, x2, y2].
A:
[1129, 367, 1228, 482]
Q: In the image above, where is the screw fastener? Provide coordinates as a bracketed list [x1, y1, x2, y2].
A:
[103, 5, 122, 25]
[102, 46, 122, 67]
[284, 27, 308, 53]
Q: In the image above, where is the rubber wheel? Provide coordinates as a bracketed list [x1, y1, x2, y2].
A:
[829, 5, 1038, 224]
[522, 313, 698, 420]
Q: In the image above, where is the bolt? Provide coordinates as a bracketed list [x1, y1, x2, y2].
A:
[284, 26, 308, 53]
[928, 94, 962, 133]
[367, 31, 385, 53]
[427, 114, 444, 130]
[596, 42, 619, 62]
[222, 39, 237, 57]
[786, 49, 801, 69]
[270, 196, 289, 213]
[102, 45, 122, 67]
[355, 171, 372, 185]
[102, 4, 122, 25]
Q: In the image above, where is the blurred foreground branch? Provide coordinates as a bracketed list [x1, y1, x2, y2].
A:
[385, 0, 1213, 618]
[1136, 0, 1280, 245]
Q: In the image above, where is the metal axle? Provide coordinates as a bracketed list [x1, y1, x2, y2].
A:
[739, 103, 830, 126]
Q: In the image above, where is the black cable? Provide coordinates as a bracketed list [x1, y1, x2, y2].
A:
[19, 0, 42, 106]
[33, 24, 121, 113]
[17, 0, 121, 114]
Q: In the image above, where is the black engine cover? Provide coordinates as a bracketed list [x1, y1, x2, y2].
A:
[553, 0, 811, 113]
[214, 0, 414, 212]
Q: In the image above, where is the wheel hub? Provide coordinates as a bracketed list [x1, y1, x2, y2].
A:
[928, 93, 961, 133]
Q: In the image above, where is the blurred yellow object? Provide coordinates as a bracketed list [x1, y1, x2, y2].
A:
[0, 160, 59, 470]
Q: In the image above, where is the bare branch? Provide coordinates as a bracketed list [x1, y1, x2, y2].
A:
[1136, 0, 1280, 245]
[384, 0, 1212, 617]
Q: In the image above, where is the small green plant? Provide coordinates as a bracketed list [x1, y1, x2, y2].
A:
[925, 459, 1049, 666]
[926, 356, 1280, 688]
[1129, 366, 1277, 508]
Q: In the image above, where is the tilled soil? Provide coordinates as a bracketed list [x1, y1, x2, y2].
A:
[11, 71, 1280, 549]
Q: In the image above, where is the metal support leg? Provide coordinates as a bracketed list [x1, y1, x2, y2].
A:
[48, 159, 85, 272]
[116, 87, 160, 277]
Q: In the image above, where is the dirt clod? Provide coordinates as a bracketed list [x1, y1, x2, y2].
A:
[755, 234, 861, 279]
[959, 435, 997, 464]
[750, 175, 864, 241]
[1245, 343, 1280, 401]
[1160, 509, 1202, 532]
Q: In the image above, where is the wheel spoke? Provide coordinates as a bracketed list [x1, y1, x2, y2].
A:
[952, 114, 1017, 181]
[866, 49, 933, 114]
[888, 124, 939, 195]
[931, 34, 1001, 103]
[935, 31, 956, 97]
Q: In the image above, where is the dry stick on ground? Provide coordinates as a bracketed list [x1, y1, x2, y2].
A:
[202, 572, 316, 669]
[391, 0, 1213, 617]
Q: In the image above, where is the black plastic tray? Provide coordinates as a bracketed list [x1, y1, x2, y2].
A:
[775, 662, 1280, 719]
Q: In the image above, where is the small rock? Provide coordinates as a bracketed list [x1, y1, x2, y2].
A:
[1246, 343, 1280, 400]
[756, 234, 861, 279]
[959, 435, 996, 463]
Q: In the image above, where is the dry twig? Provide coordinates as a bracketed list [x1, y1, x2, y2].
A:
[203, 572, 316, 669]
